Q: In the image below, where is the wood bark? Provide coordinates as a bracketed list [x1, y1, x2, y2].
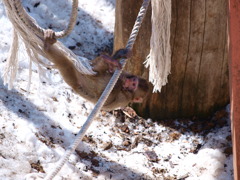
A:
[114, 0, 229, 120]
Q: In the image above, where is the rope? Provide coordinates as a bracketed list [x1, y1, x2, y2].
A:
[9, 0, 79, 39]
[3, 28, 19, 90]
[2, 0, 95, 90]
[44, 0, 150, 179]
[144, 0, 172, 92]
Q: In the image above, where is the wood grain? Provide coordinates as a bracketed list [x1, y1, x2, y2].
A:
[114, 0, 229, 120]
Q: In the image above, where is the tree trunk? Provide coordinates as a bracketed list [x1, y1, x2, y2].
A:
[114, 0, 229, 120]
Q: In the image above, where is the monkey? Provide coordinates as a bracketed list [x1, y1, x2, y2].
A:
[43, 29, 149, 110]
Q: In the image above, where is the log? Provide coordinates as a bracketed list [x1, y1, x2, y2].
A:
[114, 0, 229, 120]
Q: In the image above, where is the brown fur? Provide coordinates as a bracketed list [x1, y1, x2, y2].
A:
[43, 30, 149, 110]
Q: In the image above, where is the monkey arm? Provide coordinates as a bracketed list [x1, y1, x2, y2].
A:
[103, 89, 134, 110]
[91, 56, 110, 74]
[92, 48, 131, 74]
[112, 48, 131, 59]
[42, 29, 81, 90]
[92, 54, 122, 74]
[43, 41, 81, 91]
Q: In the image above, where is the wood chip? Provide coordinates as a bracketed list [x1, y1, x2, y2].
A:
[145, 150, 158, 162]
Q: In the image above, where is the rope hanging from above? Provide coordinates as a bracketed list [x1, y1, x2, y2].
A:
[2, 0, 95, 90]
[145, 0, 172, 92]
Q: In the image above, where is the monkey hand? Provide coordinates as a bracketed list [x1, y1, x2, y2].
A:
[44, 29, 57, 50]
[101, 54, 122, 73]
[112, 48, 132, 60]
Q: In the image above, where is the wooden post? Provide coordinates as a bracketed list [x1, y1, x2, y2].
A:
[114, 0, 229, 120]
[228, 0, 240, 179]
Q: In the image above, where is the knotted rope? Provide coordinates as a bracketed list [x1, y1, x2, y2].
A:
[2, 0, 95, 90]
[9, 0, 79, 39]
[45, 0, 150, 179]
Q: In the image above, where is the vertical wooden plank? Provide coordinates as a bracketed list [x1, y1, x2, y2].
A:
[228, 0, 240, 179]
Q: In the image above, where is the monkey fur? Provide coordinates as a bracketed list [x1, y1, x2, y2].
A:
[43, 30, 149, 110]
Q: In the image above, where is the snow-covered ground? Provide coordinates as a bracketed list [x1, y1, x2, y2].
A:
[0, 0, 233, 179]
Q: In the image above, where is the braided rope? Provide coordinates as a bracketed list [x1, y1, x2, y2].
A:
[3, 0, 95, 88]
[44, 0, 150, 179]
[9, 0, 78, 39]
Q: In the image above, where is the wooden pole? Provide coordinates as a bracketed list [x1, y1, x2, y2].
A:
[228, 0, 240, 179]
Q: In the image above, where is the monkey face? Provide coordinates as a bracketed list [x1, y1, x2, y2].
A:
[121, 75, 149, 103]
[132, 77, 149, 103]
[123, 76, 139, 92]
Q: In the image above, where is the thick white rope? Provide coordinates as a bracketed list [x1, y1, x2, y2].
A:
[44, 0, 151, 179]
[144, 0, 172, 92]
[3, 28, 19, 90]
[11, 0, 79, 39]
[2, 0, 95, 90]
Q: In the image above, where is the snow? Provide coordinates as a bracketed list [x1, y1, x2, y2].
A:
[0, 0, 233, 180]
